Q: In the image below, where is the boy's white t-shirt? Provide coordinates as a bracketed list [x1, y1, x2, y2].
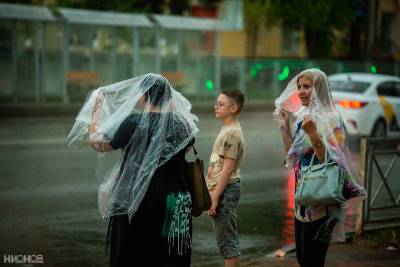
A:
[207, 121, 245, 191]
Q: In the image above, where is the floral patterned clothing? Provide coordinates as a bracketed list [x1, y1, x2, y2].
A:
[292, 118, 363, 223]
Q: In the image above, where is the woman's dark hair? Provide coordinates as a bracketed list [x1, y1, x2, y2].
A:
[142, 74, 171, 107]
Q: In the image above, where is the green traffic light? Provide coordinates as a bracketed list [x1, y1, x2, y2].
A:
[370, 65, 377, 73]
[205, 80, 214, 91]
[249, 63, 263, 78]
[250, 68, 257, 77]
[278, 66, 290, 81]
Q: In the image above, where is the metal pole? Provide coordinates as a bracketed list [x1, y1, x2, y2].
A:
[155, 28, 161, 73]
[366, 62, 371, 73]
[196, 33, 202, 97]
[394, 63, 399, 77]
[365, 139, 374, 223]
[41, 22, 46, 102]
[272, 61, 280, 98]
[215, 31, 221, 94]
[12, 20, 18, 103]
[238, 59, 245, 93]
[306, 60, 313, 69]
[89, 26, 95, 71]
[132, 28, 140, 76]
[111, 27, 117, 81]
[337, 62, 344, 73]
[176, 31, 182, 72]
[355, 138, 368, 236]
[61, 22, 70, 103]
[34, 22, 44, 103]
[366, 0, 376, 59]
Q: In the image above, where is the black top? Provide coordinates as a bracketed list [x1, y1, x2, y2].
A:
[107, 112, 194, 267]
[109, 114, 139, 150]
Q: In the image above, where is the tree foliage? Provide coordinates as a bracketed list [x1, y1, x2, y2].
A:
[243, 0, 365, 58]
[243, 0, 270, 57]
[267, 0, 361, 58]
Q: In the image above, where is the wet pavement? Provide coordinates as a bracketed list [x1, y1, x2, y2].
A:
[0, 110, 288, 266]
[241, 240, 400, 267]
[0, 110, 399, 266]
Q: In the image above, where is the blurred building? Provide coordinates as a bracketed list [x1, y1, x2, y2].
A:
[373, 0, 400, 61]
[0, 1, 399, 106]
[218, 0, 400, 61]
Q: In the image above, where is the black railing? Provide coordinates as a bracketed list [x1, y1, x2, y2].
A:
[356, 138, 400, 234]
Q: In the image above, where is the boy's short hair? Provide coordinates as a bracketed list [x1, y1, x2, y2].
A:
[221, 89, 244, 114]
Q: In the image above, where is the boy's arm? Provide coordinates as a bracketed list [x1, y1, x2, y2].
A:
[208, 156, 236, 216]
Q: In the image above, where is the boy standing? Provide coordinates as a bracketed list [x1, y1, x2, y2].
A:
[207, 90, 245, 267]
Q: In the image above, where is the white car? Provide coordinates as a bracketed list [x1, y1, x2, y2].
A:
[329, 73, 400, 137]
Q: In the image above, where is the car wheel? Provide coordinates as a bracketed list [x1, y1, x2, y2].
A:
[371, 119, 387, 138]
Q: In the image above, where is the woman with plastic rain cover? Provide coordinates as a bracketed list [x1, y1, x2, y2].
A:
[67, 73, 199, 267]
[273, 69, 366, 267]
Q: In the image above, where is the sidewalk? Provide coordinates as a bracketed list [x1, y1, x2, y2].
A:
[241, 240, 400, 267]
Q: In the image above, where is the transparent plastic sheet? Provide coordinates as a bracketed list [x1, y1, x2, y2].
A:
[67, 73, 199, 220]
[273, 69, 367, 242]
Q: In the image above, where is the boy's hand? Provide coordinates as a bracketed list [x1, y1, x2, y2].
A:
[208, 193, 219, 216]
[208, 157, 235, 217]
[207, 165, 212, 179]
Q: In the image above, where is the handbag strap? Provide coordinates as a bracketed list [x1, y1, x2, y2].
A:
[192, 144, 200, 160]
[308, 144, 328, 168]
[192, 145, 205, 175]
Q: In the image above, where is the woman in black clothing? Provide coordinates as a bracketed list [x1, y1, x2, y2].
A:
[103, 112, 194, 267]
[68, 73, 198, 267]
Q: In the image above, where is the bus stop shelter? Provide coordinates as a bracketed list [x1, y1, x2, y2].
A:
[0, 3, 228, 103]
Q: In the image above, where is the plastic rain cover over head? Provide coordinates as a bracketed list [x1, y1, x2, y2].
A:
[67, 73, 198, 220]
[273, 68, 367, 242]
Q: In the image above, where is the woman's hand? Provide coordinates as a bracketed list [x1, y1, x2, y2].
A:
[302, 115, 325, 162]
[301, 115, 317, 136]
[87, 92, 113, 153]
[278, 110, 293, 155]
[88, 139, 113, 152]
[89, 92, 104, 136]
[278, 110, 290, 130]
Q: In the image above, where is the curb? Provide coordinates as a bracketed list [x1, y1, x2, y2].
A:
[0, 100, 275, 118]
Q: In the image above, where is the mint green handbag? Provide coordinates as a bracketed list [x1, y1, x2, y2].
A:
[295, 150, 345, 206]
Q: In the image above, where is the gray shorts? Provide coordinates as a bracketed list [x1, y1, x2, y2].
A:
[212, 181, 241, 259]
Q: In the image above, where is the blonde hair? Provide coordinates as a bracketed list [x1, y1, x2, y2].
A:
[297, 69, 332, 108]
[297, 71, 314, 85]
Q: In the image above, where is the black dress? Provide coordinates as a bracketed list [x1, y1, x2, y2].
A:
[106, 113, 194, 267]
